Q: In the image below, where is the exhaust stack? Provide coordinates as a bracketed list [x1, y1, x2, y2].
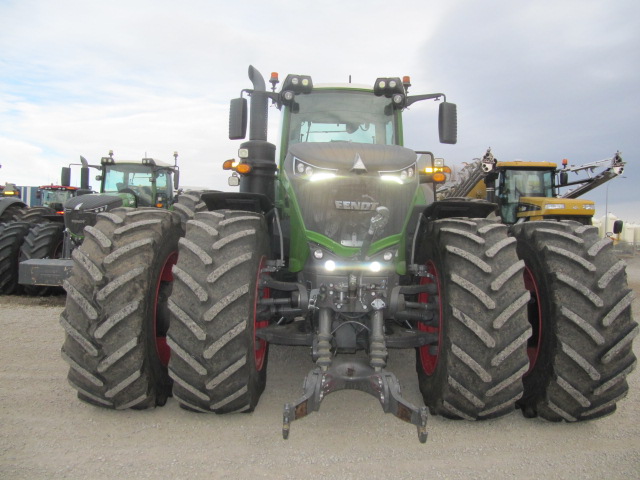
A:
[239, 65, 277, 203]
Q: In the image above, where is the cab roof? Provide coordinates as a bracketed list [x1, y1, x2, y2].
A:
[497, 161, 557, 169]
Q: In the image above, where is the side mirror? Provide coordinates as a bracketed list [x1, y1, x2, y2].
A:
[229, 97, 248, 140]
[438, 102, 457, 144]
[173, 170, 180, 190]
[80, 166, 90, 190]
[61, 167, 71, 187]
[613, 219, 623, 235]
[559, 171, 568, 186]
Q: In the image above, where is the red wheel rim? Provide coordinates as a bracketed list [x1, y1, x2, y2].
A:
[254, 256, 269, 371]
[418, 261, 442, 375]
[154, 250, 178, 367]
[523, 266, 542, 374]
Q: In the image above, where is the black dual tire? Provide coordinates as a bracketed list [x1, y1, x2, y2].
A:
[20, 206, 56, 224]
[20, 222, 65, 296]
[511, 221, 638, 421]
[414, 218, 532, 420]
[0, 204, 26, 223]
[60, 208, 181, 409]
[172, 191, 209, 228]
[167, 210, 270, 413]
[0, 221, 32, 294]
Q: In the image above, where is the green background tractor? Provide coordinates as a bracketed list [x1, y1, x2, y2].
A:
[18, 152, 185, 291]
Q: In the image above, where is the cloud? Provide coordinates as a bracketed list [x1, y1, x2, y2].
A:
[1, 0, 637, 220]
[406, 0, 640, 219]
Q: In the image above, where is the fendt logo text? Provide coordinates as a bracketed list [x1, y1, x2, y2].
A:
[335, 200, 380, 211]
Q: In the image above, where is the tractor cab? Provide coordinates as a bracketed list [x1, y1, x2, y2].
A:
[98, 153, 179, 208]
[495, 162, 556, 224]
[38, 185, 79, 214]
[494, 161, 595, 224]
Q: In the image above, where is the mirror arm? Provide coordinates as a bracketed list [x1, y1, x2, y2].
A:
[406, 93, 446, 108]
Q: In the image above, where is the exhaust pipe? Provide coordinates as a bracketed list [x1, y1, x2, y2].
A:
[239, 65, 277, 204]
[248, 66, 268, 142]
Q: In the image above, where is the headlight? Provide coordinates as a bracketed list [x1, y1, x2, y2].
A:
[379, 163, 416, 184]
[293, 157, 337, 181]
[87, 205, 109, 213]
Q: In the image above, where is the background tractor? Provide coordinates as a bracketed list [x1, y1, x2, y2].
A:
[0, 177, 87, 295]
[0, 182, 27, 224]
[17, 151, 201, 293]
[59, 66, 637, 442]
[441, 147, 625, 225]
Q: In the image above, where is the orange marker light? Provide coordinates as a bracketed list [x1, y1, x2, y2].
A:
[433, 172, 446, 182]
[222, 159, 236, 170]
[236, 163, 252, 175]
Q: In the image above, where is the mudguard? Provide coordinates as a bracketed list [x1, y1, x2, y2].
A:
[0, 197, 27, 216]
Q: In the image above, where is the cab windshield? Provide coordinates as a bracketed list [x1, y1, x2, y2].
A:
[42, 189, 73, 205]
[103, 164, 172, 207]
[500, 169, 554, 200]
[498, 168, 554, 223]
[103, 165, 156, 192]
[41, 189, 74, 210]
[288, 91, 397, 146]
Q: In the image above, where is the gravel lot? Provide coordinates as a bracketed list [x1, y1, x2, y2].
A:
[1, 257, 639, 480]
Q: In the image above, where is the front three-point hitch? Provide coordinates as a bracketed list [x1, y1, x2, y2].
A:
[282, 359, 429, 443]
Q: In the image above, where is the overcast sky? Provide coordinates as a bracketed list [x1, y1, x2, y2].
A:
[1, 0, 638, 221]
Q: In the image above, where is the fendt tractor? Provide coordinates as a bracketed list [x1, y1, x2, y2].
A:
[60, 66, 637, 442]
[19, 151, 187, 291]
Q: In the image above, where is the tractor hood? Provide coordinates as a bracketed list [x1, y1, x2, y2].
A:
[64, 194, 123, 237]
[283, 142, 419, 249]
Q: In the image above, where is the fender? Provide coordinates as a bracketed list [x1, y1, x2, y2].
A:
[200, 191, 273, 214]
[0, 197, 27, 216]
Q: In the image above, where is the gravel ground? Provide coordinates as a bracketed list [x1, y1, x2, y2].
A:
[1, 257, 639, 480]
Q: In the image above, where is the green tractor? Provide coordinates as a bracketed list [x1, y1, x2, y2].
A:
[18, 151, 194, 291]
[60, 66, 636, 442]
